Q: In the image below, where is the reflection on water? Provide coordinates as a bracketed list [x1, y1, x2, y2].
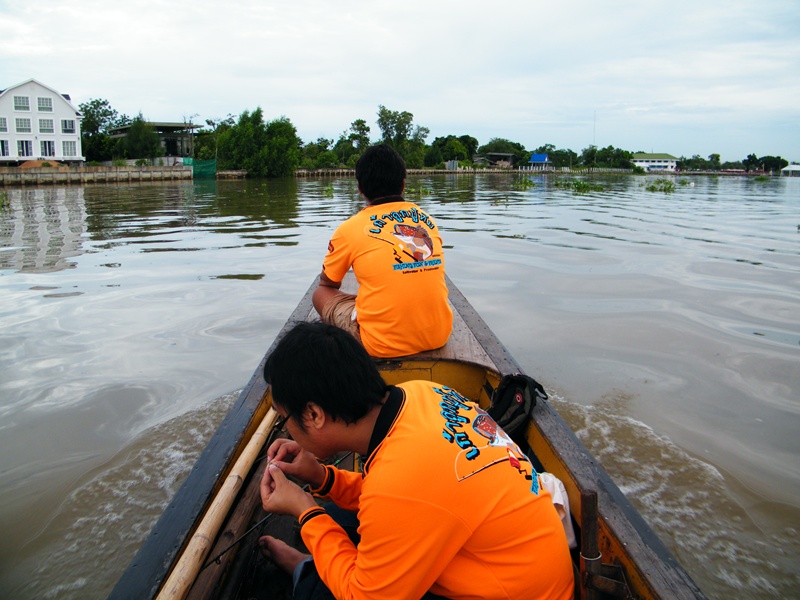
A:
[0, 187, 87, 273]
[1, 175, 799, 598]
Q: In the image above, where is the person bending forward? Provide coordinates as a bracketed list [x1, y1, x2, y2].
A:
[259, 322, 575, 600]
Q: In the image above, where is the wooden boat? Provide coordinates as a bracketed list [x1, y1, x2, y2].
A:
[110, 275, 706, 600]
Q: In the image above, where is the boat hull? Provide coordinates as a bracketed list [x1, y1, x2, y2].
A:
[110, 276, 705, 600]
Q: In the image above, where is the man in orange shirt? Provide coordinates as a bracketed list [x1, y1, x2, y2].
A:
[312, 144, 452, 358]
[259, 322, 575, 600]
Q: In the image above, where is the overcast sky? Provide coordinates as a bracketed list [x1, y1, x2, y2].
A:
[2, 0, 798, 162]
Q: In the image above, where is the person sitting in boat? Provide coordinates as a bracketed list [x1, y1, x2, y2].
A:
[258, 322, 575, 600]
[312, 143, 453, 358]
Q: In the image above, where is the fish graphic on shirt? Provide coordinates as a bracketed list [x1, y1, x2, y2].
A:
[392, 224, 433, 261]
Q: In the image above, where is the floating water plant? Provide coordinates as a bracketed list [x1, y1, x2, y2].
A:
[323, 184, 335, 197]
[554, 180, 605, 193]
[511, 178, 537, 190]
[645, 178, 675, 193]
[405, 186, 433, 196]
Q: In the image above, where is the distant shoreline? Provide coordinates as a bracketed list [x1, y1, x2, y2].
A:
[1, 164, 788, 187]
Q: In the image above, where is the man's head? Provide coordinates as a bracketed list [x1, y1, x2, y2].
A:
[264, 322, 387, 431]
[355, 143, 407, 201]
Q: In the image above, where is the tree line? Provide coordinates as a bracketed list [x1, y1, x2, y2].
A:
[78, 99, 792, 177]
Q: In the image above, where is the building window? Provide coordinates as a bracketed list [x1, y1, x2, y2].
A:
[1, 140, 9, 156]
[0, 117, 6, 132]
[62, 141, 77, 157]
[39, 119, 55, 134]
[38, 97, 53, 112]
[41, 140, 56, 157]
[16, 118, 32, 133]
[14, 96, 30, 111]
[18, 140, 33, 156]
[61, 119, 76, 134]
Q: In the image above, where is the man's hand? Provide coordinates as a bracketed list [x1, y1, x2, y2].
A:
[260, 463, 318, 518]
[266, 438, 327, 488]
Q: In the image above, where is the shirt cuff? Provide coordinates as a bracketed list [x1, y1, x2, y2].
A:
[308, 464, 335, 497]
[298, 506, 327, 528]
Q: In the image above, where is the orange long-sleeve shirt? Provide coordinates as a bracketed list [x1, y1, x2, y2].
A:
[321, 200, 452, 357]
[299, 381, 574, 600]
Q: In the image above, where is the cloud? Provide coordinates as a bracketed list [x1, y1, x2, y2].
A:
[1, 0, 798, 161]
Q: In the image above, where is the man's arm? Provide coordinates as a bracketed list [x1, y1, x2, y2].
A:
[301, 495, 468, 600]
[318, 270, 341, 289]
[313, 270, 344, 316]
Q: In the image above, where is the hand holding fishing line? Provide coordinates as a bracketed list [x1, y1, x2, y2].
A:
[264, 438, 327, 488]
[261, 438, 327, 518]
[260, 463, 318, 518]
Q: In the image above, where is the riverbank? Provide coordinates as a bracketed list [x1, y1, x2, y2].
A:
[2, 164, 780, 187]
[0, 165, 192, 186]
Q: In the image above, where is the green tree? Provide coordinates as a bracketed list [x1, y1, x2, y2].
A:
[430, 136, 467, 162]
[742, 153, 761, 172]
[708, 154, 721, 170]
[593, 145, 633, 169]
[445, 139, 467, 161]
[678, 155, 711, 171]
[760, 155, 788, 173]
[125, 113, 161, 160]
[579, 145, 598, 168]
[533, 144, 577, 169]
[405, 125, 430, 168]
[376, 105, 415, 157]
[194, 115, 234, 160]
[424, 144, 444, 167]
[458, 135, 479, 160]
[720, 160, 745, 171]
[217, 108, 268, 174]
[348, 119, 371, 153]
[301, 137, 334, 169]
[78, 98, 130, 162]
[262, 117, 302, 177]
[218, 109, 300, 177]
[332, 118, 373, 166]
[478, 138, 529, 166]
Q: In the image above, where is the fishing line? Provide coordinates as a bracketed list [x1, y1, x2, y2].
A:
[200, 450, 353, 571]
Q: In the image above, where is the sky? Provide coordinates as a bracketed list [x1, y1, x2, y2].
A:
[2, 0, 799, 163]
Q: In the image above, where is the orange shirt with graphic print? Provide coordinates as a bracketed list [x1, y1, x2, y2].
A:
[322, 200, 452, 357]
[298, 381, 575, 600]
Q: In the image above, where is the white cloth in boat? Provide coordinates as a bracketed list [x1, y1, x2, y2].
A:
[540, 472, 577, 550]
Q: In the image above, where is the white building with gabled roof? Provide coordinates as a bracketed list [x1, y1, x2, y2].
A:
[632, 153, 678, 172]
[0, 78, 85, 165]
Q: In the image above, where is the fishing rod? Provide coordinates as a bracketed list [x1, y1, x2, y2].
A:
[200, 450, 353, 570]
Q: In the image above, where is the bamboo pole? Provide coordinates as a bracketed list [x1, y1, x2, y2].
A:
[156, 407, 279, 600]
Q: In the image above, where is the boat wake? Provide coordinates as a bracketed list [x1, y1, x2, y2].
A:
[10, 392, 238, 600]
[549, 393, 800, 600]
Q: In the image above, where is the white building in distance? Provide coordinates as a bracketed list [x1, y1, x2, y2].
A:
[632, 153, 678, 172]
[0, 79, 84, 165]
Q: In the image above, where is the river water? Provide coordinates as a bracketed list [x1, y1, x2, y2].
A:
[0, 174, 798, 598]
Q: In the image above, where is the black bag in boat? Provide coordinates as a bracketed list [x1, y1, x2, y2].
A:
[488, 373, 547, 441]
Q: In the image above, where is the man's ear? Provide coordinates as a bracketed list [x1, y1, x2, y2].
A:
[303, 402, 327, 430]
[400, 179, 406, 193]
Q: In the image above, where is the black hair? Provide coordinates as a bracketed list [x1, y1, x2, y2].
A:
[263, 322, 387, 430]
[354, 143, 407, 201]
